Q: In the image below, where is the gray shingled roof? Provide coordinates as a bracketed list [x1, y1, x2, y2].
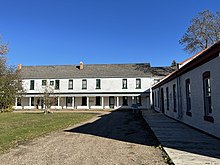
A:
[19, 63, 175, 79]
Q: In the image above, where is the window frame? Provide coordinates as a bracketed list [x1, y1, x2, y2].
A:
[173, 84, 177, 112]
[185, 79, 192, 116]
[42, 80, 47, 86]
[55, 80, 60, 90]
[17, 98, 21, 106]
[122, 79, 127, 89]
[30, 80, 35, 90]
[157, 90, 160, 108]
[166, 87, 169, 110]
[50, 81, 54, 86]
[136, 79, 141, 89]
[82, 79, 87, 89]
[96, 79, 101, 89]
[203, 71, 214, 122]
[68, 79, 73, 90]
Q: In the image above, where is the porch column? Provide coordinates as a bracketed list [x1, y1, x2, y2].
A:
[58, 97, 60, 107]
[132, 96, 135, 104]
[72, 97, 75, 109]
[87, 97, 90, 109]
[102, 97, 104, 109]
[29, 97, 31, 109]
[15, 97, 17, 107]
[116, 97, 119, 107]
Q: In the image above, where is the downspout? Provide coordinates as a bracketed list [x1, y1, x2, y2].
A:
[176, 64, 183, 119]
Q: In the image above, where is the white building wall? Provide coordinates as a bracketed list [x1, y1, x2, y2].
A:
[153, 56, 220, 138]
[23, 77, 152, 94]
[18, 77, 155, 110]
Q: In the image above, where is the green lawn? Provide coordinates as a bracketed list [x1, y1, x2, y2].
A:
[0, 112, 96, 153]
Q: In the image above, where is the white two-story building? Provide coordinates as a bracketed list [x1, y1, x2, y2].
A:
[15, 62, 173, 110]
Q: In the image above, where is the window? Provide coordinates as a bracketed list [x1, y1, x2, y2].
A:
[157, 91, 160, 108]
[66, 97, 72, 107]
[82, 79, 87, 89]
[166, 87, 169, 110]
[31, 97, 34, 106]
[122, 79, 127, 89]
[30, 80, 34, 90]
[42, 80, 47, 86]
[136, 96, 142, 106]
[185, 79, 191, 116]
[55, 80, 60, 90]
[203, 71, 213, 122]
[122, 96, 128, 106]
[68, 80, 73, 89]
[136, 79, 141, 89]
[96, 79, 101, 89]
[17, 98, 21, 106]
[50, 81, 54, 86]
[173, 84, 177, 112]
[54, 97, 58, 106]
[82, 97, 87, 106]
[96, 96, 101, 106]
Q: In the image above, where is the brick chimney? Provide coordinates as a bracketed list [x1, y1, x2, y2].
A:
[79, 61, 84, 70]
[17, 64, 22, 70]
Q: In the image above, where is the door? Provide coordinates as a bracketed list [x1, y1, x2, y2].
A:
[160, 88, 165, 113]
[109, 96, 115, 108]
[66, 97, 72, 107]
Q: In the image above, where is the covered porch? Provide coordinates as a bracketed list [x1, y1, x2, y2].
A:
[14, 94, 150, 110]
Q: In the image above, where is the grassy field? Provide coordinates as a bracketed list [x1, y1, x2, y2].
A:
[0, 112, 96, 153]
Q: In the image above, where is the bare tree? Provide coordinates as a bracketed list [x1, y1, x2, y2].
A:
[41, 84, 56, 114]
[179, 10, 220, 54]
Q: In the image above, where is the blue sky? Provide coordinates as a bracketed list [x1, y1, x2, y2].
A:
[1, 0, 219, 67]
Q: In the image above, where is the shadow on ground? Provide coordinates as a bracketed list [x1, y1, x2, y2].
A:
[65, 109, 159, 146]
[143, 110, 220, 160]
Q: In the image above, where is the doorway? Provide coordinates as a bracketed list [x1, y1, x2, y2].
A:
[109, 96, 115, 108]
[66, 97, 72, 107]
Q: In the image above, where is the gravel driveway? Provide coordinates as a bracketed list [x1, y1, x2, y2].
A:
[0, 110, 166, 165]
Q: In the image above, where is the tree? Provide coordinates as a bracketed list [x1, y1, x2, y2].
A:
[0, 36, 23, 112]
[0, 36, 8, 55]
[41, 84, 56, 114]
[179, 10, 220, 54]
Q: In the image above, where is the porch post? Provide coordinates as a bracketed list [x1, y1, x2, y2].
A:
[87, 97, 90, 109]
[29, 97, 31, 109]
[58, 97, 60, 108]
[15, 97, 17, 107]
[102, 97, 105, 109]
[116, 97, 119, 107]
[72, 97, 75, 109]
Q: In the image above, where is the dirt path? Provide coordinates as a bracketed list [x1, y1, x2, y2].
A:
[0, 110, 166, 165]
